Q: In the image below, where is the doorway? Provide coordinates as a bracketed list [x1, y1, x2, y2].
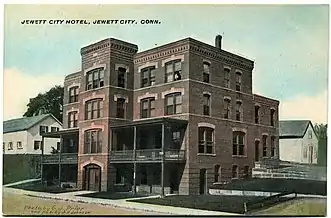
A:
[199, 168, 207, 195]
[308, 146, 314, 163]
[84, 164, 101, 191]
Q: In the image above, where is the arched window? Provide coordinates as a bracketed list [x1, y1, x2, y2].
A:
[198, 127, 214, 154]
[233, 131, 245, 156]
[165, 92, 182, 115]
[86, 67, 104, 90]
[203, 93, 211, 116]
[140, 97, 155, 118]
[85, 98, 103, 120]
[68, 111, 78, 128]
[84, 129, 102, 154]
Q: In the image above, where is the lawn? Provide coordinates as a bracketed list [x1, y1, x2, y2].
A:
[10, 182, 79, 194]
[79, 191, 149, 200]
[258, 198, 327, 216]
[129, 195, 266, 214]
[212, 178, 327, 195]
[2, 191, 154, 216]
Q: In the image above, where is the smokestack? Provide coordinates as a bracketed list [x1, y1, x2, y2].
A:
[215, 35, 222, 50]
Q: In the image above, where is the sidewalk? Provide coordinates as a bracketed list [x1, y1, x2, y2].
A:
[3, 187, 240, 216]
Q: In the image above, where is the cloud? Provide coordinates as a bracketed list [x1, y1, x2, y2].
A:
[279, 90, 328, 124]
[3, 68, 64, 121]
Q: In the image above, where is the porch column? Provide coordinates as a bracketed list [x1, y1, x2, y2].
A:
[58, 135, 62, 187]
[161, 123, 165, 197]
[133, 126, 137, 194]
[40, 136, 44, 184]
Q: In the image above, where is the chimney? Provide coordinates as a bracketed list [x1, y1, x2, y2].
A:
[215, 35, 222, 50]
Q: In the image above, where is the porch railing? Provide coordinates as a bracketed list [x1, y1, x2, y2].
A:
[109, 149, 186, 162]
[42, 153, 78, 164]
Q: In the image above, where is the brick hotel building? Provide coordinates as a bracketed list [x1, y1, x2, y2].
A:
[41, 35, 279, 195]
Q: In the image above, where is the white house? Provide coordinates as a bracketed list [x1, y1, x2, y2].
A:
[279, 120, 318, 164]
[3, 114, 63, 154]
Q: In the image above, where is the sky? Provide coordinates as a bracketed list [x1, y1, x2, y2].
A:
[3, 4, 329, 124]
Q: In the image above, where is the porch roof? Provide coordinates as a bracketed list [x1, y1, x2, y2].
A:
[109, 117, 188, 129]
[41, 128, 79, 138]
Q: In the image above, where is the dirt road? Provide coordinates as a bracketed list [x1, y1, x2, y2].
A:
[2, 191, 156, 216]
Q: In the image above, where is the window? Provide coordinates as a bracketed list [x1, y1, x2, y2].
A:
[270, 109, 275, 126]
[303, 146, 307, 158]
[116, 98, 126, 119]
[68, 111, 78, 128]
[3, 142, 5, 152]
[85, 99, 103, 120]
[57, 142, 61, 151]
[141, 67, 156, 88]
[235, 72, 242, 91]
[165, 92, 183, 115]
[203, 62, 210, 83]
[86, 67, 104, 90]
[84, 129, 102, 153]
[165, 60, 182, 82]
[271, 136, 276, 157]
[34, 141, 41, 150]
[236, 101, 242, 121]
[39, 126, 48, 134]
[223, 99, 231, 119]
[308, 130, 313, 139]
[255, 105, 260, 124]
[203, 94, 211, 116]
[243, 166, 250, 179]
[262, 135, 268, 157]
[69, 86, 79, 103]
[232, 165, 238, 178]
[51, 127, 59, 132]
[165, 93, 182, 115]
[214, 165, 220, 183]
[141, 98, 155, 118]
[17, 141, 23, 149]
[233, 131, 245, 156]
[224, 68, 230, 88]
[117, 67, 126, 88]
[8, 142, 13, 150]
[198, 127, 214, 154]
[172, 131, 181, 148]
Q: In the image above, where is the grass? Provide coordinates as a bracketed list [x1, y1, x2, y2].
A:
[79, 191, 149, 200]
[129, 195, 266, 214]
[258, 198, 327, 216]
[2, 191, 151, 216]
[10, 182, 79, 194]
[212, 178, 327, 195]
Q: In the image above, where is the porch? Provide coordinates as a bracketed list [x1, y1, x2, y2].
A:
[109, 117, 188, 196]
[41, 128, 79, 187]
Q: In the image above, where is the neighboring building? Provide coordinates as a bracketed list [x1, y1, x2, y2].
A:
[279, 120, 318, 164]
[3, 114, 62, 154]
[41, 35, 279, 195]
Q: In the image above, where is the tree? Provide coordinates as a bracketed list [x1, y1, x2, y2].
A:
[314, 123, 327, 166]
[23, 85, 64, 122]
